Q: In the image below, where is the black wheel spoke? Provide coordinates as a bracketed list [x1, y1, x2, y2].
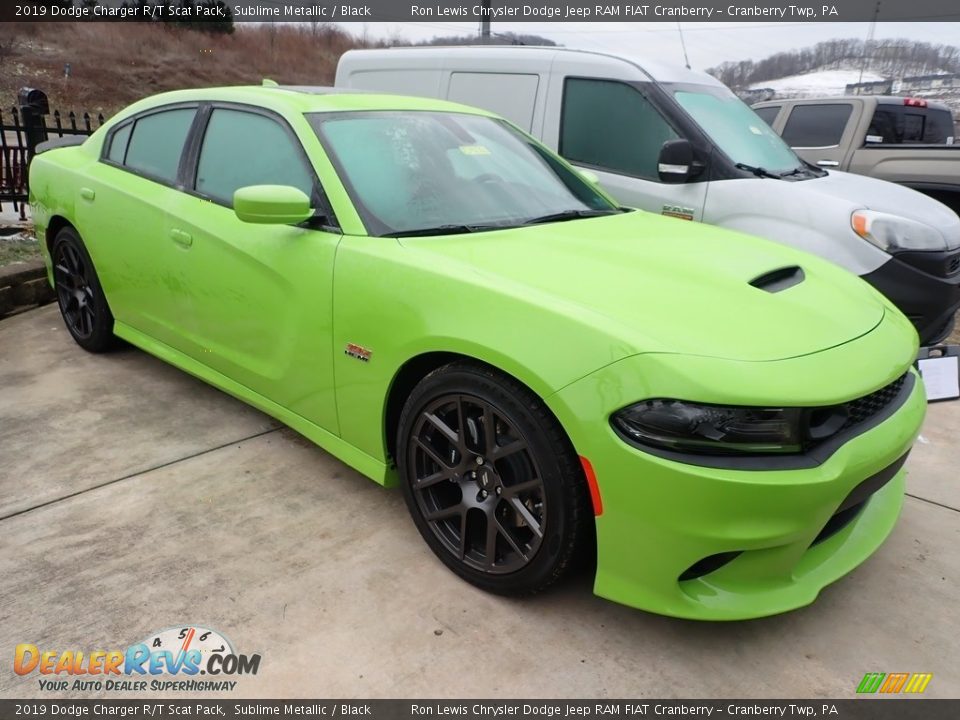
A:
[425, 504, 462, 522]
[415, 437, 453, 471]
[424, 411, 460, 448]
[509, 496, 543, 539]
[491, 438, 526, 462]
[494, 517, 528, 562]
[414, 466, 456, 490]
[504, 478, 540, 497]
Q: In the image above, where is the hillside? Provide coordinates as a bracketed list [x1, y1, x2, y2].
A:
[749, 68, 888, 97]
[0, 22, 383, 119]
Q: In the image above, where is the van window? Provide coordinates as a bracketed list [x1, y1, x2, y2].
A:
[447, 73, 540, 132]
[753, 106, 780, 126]
[561, 78, 678, 180]
[124, 108, 196, 184]
[781, 104, 853, 147]
[195, 109, 315, 206]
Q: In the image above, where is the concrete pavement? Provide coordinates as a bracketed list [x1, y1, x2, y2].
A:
[1, 304, 958, 699]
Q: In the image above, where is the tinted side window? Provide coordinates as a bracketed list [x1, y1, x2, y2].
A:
[107, 123, 132, 164]
[781, 104, 852, 147]
[124, 108, 196, 183]
[195, 109, 314, 205]
[868, 106, 954, 144]
[753, 106, 780, 126]
[561, 78, 678, 180]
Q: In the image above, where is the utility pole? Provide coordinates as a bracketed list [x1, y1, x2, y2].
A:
[480, 0, 491, 43]
[857, 1, 881, 87]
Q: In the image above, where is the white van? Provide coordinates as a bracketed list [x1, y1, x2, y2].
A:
[336, 46, 960, 345]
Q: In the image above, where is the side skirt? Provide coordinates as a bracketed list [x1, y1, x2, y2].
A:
[113, 321, 394, 487]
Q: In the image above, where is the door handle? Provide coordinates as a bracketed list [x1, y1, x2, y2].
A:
[169, 228, 193, 248]
[79, 187, 95, 201]
[816, 160, 840, 167]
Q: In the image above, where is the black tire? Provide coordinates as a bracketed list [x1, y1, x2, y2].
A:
[397, 362, 591, 596]
[51, 226, 116, 353]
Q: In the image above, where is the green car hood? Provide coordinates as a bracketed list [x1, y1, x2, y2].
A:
[401, 211, 886, 362]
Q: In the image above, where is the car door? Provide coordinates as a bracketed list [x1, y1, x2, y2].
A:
[165, 104, 342, 432]
[76, 105, 200, 348]
[543, 73, 708, 221]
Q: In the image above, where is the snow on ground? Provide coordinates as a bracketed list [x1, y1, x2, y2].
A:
[0, 205, 31, 226]
[750, 69, 887, 97]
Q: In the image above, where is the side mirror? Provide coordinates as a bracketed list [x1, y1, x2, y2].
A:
[233, 185, 313, 225]
[657, 139, 694, 184]
[578, 168, 600, 185]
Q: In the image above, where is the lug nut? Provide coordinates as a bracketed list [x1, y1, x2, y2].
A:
[476, 457, 484, 465]
[480, 490, 488, 499]
[495, 487, 502, 495]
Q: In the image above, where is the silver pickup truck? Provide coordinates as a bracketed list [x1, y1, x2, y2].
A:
[753, 96, 960, 214]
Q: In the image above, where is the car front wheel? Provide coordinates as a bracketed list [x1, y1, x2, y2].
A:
[397, 362, 591, 595]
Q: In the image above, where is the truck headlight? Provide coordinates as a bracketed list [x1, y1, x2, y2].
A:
[612, 400, 806, 455]
[852, 210, 947, 252]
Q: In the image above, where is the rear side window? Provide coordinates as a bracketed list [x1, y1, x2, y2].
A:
[123, 108, 196, 183]
[107, 123, 132, 164]
[781, 104, 852, 147]
[195, 109, 315, 205]
[561, 78, 678, 180]
[868, 106, 954, 144]
[753, 106, 780, 126]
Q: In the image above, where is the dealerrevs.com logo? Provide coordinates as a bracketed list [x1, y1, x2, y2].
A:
[14, 625, 261, 693]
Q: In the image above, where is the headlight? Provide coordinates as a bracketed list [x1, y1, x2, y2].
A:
[851, 210, 947, 252]
[612, 400, 809, 455]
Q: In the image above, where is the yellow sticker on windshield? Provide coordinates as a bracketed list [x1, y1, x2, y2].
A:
[459, 145, 491, 156]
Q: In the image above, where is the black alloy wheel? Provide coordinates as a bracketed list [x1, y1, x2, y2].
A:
[52, 227, 115, 352]
[398, 363, 591, 595]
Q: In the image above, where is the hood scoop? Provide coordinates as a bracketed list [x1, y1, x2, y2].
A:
[749, 266, 805, 294]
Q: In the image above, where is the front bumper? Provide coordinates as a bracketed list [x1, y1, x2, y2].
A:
[862, 249, 960, 345]
[548, 317, 925, 620]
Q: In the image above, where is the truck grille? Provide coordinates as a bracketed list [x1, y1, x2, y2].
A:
[948, 253, 960, 276]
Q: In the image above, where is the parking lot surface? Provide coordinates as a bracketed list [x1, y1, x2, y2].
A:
[1, 305, 958, 698]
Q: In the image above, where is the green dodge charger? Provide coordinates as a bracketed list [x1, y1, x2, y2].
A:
[29, 86, 926, 620]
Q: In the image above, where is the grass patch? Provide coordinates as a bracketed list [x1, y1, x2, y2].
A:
[0, 232, 41, 267]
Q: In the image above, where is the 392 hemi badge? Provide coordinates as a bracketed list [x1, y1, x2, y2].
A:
[345, 343, 372, 362]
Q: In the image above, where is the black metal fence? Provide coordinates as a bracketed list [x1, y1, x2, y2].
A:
[1, 95, 105, 221]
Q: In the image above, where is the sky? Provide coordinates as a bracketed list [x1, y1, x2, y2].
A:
[334, 22, 960, 72]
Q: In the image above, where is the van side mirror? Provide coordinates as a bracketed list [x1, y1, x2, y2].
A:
[658, 139, 694, 184]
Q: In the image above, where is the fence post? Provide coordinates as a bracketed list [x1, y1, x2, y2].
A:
[17, 88, 50, 162]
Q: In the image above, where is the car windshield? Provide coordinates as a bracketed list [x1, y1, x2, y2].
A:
[308, 111, 619, 236]
[671, 84, 805, 175]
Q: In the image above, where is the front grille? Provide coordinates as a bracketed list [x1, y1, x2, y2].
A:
[948, 254, 960, 276]
[838, 373, 907, 432]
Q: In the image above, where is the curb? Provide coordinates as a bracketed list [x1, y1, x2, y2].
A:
[0, 259, 55, 318]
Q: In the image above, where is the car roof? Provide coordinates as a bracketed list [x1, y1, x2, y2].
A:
[112, 84, 498, 121]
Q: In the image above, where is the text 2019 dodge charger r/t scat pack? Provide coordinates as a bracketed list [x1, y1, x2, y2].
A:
[29, 86, 926, 619]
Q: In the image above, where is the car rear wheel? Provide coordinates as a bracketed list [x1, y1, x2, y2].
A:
[52, 227, 116, 353]
[397, 362, 591, 595]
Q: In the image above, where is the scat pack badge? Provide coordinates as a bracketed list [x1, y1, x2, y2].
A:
[14, 625, 261, 693]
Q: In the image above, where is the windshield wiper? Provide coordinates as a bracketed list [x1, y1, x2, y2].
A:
[735, 162, 783, 180]
[522, 208, 623, 225]
[383, 223, 505, 238]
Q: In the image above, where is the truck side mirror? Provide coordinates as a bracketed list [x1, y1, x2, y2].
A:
[658, 139, 694, 184]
